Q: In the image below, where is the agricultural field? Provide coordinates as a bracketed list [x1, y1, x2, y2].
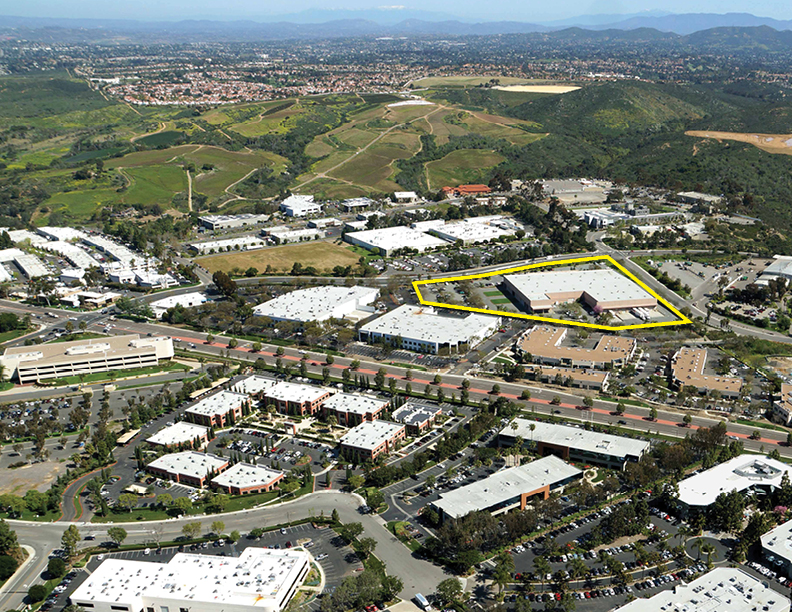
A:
[425, 149, 505, 189]
[197, 241, 361, 274]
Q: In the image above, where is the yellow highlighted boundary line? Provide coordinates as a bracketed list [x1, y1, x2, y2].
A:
[412, 254, 691, 331]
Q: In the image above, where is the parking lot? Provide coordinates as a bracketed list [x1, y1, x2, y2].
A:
[45, 523, 362, 612]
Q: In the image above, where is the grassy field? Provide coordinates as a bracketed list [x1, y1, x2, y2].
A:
[426, 148, 505, 188]
[198, 242, 362, 274]
[412, 76, 545, 88]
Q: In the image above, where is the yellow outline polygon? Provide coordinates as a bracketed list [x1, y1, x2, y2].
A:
[412, 254, 691, 331]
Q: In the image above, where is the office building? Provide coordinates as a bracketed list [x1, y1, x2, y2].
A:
[430, 455, 582, 522]
[359, 305, 500, 355]
[279, 195, 321, 217]
[613, 568, 788, 612]
[211, 462, 284, 495]
[149, 292, 208, 319]
[391, 402, 442, 435]
[263, 382, 332, 416]
[774, 384, 792, 426]
[762, 518, 792, 579]
[527, 365, 610, 391]
[340, 420, 406, 462]
[0, 334, 174, 384]
[69, 547, 311, 612]
[678, 455, 792, 513]
[147, 422, 211, 449]
[670, 347, 742, 399]
[321, 393, 389, 427]
[189, 236, 266, 255]
[146, 451, 229, 488]
[499, 418, 650, 471]
[198, 214, 269, 231]
[185, 391, 249, 428]
[516, 325, 636, 369]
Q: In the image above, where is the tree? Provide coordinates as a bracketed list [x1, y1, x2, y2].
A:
[381, 575, 403, 601]
[182, 521, 202, 540]
[173, 496, 192, 515]
[348, 475, 365, 490]
[61, 525, 80, 558]
[211, 521, 225, 536]
[616, 401, 626, 415]
[436, 577, 463, 605]
[0, 519, 19, 554]
[356, 537, 377, 559]
[156, 493, 173, 508]
[47, 557, 66, 579]
[582, 396, 594, 409]
[701, 542, 718, 568]
[492, 550, 514, 594]
[206, 334, 215, 344]
[534, 556, 551, 588]
[325, 354, 335, 365]
[229, 530, 240, 543]
[117, 493, 138, 512]
[0, 555, 18, 581]
[492, 384, 501, 395]
[339, 522, 364, 543]
[212, 270, 237, 298]
[28, 584, 48, 602]
[107, 527, 127, 546]
[650, 406, 658, 421]
[366, 489, 384, 511]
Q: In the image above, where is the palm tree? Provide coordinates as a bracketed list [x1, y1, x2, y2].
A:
[693, 538, 705, 561]
[701, 542, 718, 568]
[534, 556, 551, 590]
[529, 422, 536, 442]
[567, 557, 588, 584]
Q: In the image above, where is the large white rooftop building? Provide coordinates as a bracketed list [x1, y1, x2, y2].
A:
[190, 235, 266, 255]
[69, 547, 311, 612]
[429, 216, 520, 245]
[499, 418, 650, 470]
[36, 226, 87, 242]
[344, 225, 448, 256]
[430, 455, 582, 522]
[678, 454, 792, 512]
[340, 420, 406, 462]
[359, 305, 500, 354]
[253, 285, 378, 323]
[280, 195, 321, 217]
[146, 421, 211, 448]
[149, 292, 208, 319]
[613, 568, 789, 612]
[146, 451, 229, 487]
[211, 462, 284, 495]
[199, 214, 270, 230]
[759, 256, 792, 286]
[503, 268, 657, 313]
[762, 518, 792, 578]
[38, 240, 101, 270]
[0, 248, 49, 278]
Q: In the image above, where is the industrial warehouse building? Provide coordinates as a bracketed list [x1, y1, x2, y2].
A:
[211, 462, 284, 495]
[340, 420, 406, 462]
[253, 285, 378, 323]
[613, 568, 789, 612]
[677, 455, 792, 514]
[429, 455, 582, 522]
[146, 421, 211, 449]
[263, 382, 333, 416]
[198, 213, 269, 230]
[358, 305, 500, 355]
[344, 225, 448, 256]
[502, 268, 657, 313]
[279, 194, 322, 217]
[0, 334, 174, 384]
[146, 451, 229, 488]
[499, 418, 650, 470]
[69, 547, 311, 612]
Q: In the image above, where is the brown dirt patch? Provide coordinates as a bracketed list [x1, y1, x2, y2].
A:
[686, 130, 792, 155]
[0, 461, 68, 495]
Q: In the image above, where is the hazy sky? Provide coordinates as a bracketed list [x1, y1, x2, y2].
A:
[4, 0, 792, 23]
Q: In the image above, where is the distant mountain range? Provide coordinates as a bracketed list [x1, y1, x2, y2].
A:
[3, 11, 792, 41]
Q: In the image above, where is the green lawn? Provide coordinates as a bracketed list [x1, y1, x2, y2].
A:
[47, 332, 106, 344]
[0, 328, 29, 344]
[45, 362, 190, 386]
[491, 298, 512, 304]
[484, 290, 504, 297]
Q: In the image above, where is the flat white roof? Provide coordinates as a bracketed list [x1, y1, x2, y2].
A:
[340, 420, 405, 451]
[147, 421, 210, 446]
[70, 547, 310, 611]
[322, 392, 389, 416]
[433, 455, 582, 519]
[37, 226, 87, 241]
[613, 567, 789, 612]
[185, 390, 248, 418]
[678, 454, 792, 508]
[506, 268, 654, 305]
[147, 451, 227, 480]
[763, 256, 792, 279]
[501, 418, 649, 460]
[266, 381, 330, 404]
[348, 225, 448, 252]
[763, 517, 792, 564]
[253, 285, 378, 322]
[150, 292, 208, 312]
[212, 462, 284, 489]
[360, 305, 499, 346]
[230, 374, 278, 396]
[190, 235, 266, 253]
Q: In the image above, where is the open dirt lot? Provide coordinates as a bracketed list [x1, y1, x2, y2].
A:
[197, 241, 361, 274]
[0, 461, 68, 495]
[686, 130, 792, 155]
